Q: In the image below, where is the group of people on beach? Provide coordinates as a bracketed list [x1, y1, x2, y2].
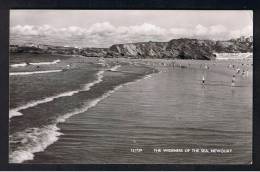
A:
[201, 60, 251, 88]
[131, 59, 250, 89]
[76, 58, 251, 89]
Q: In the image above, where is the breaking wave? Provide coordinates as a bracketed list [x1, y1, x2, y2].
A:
[9, 125, 62, 163]
[10, 70, 62, 76]
[108, 65, 121, 72]
[10, 60, 61, 68]
[29, 59, 61, 65]
[9, 85, 123, 163]
[144, 74, 152, 79]
[9, 65, 153, 163]
[10, 63, 27, 67]
[9, 70, 104, 119]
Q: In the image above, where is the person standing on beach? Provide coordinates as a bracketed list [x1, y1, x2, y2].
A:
[231, 75, 236, 87]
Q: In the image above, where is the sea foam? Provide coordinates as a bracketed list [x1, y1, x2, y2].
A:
[10, 63, 27, 67]
[9, 71, 104, 119]
[57, 84, 122, 123]
[9, 90, 79, 119]
[10, 70, 62, 76]
[9, 68, 107, 119]
[9, 85, 123, 164]
[108, 65, 121, 72]
[29, 59, 61, 65]
[9, 125, 62, 163]
[9, 65, 149, 163]
[10, 60, 60, 68]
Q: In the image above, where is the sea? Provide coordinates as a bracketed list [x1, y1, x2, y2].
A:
[9, 55, 252, 164]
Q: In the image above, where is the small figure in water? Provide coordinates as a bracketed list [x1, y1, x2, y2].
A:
[236, 68, 240, 74]
[242, 70, 245, 77]
[202, 75, 205, 88]
[63, 64, 71, 71]
[231, 75, 236, 87]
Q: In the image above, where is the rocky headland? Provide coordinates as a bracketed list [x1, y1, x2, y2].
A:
[10, 36, 252, 60]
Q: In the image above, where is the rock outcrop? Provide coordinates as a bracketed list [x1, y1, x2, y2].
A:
[10, 36, 252, 60]
[106, 37, 252, 60]
[10, 44, 108, 57]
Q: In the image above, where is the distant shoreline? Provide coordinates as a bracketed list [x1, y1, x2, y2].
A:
[9, 36, 252, 60]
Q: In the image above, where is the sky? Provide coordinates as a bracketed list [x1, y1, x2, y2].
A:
[10, 10, 253, 48]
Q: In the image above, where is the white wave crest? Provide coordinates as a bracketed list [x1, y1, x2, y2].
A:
[9, 69, 107, 119]
[9, 84, 123, 163]
[29, 59, 61, 65]
[10, 63, 27, 67]
[57, 84, 122, 123]
[124, 73, 153, 87]
[9, 65, 154, 163]
[83, 71, 104, 90]
[9, 125, 62, 163]
[10, 70, 62, 76]
[108, 65, 121, 72]
[9, 90, 79, 119]
[144, 74, 152, 79]
[10, 60, 61, 68]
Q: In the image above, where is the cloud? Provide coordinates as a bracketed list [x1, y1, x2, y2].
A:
[10, 22, 253, 47]
[209, 25, 227, 35]
[87, 22, 116, 34]
[126, 23, 166, 35]
[195, 24, 208, 36]
[229, 25, 253, 38]
[11, 25, 39, 35]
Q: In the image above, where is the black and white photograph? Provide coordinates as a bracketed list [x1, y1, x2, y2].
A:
[9, 10, 253, 164]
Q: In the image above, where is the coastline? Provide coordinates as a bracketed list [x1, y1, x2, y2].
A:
[9, 54, 158, 163]
[9, 52, 252, 164]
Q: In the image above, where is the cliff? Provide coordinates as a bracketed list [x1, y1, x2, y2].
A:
[10, 44, 108, 57]
[10, 37, 252, 60]
[106, 37, 252, 60]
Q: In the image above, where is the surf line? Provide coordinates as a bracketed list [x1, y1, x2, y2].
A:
[30, 59, 61, 65]
[9, 84, 123, 164]
[9, 70, 63, 76]
[10, 59, 61, 68]
[9, 70, 105, 119]
[9, 67, 155, 163]
[107, 65, 121, 72]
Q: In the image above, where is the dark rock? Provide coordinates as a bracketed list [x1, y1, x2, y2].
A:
[10, 36, 252, 60]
